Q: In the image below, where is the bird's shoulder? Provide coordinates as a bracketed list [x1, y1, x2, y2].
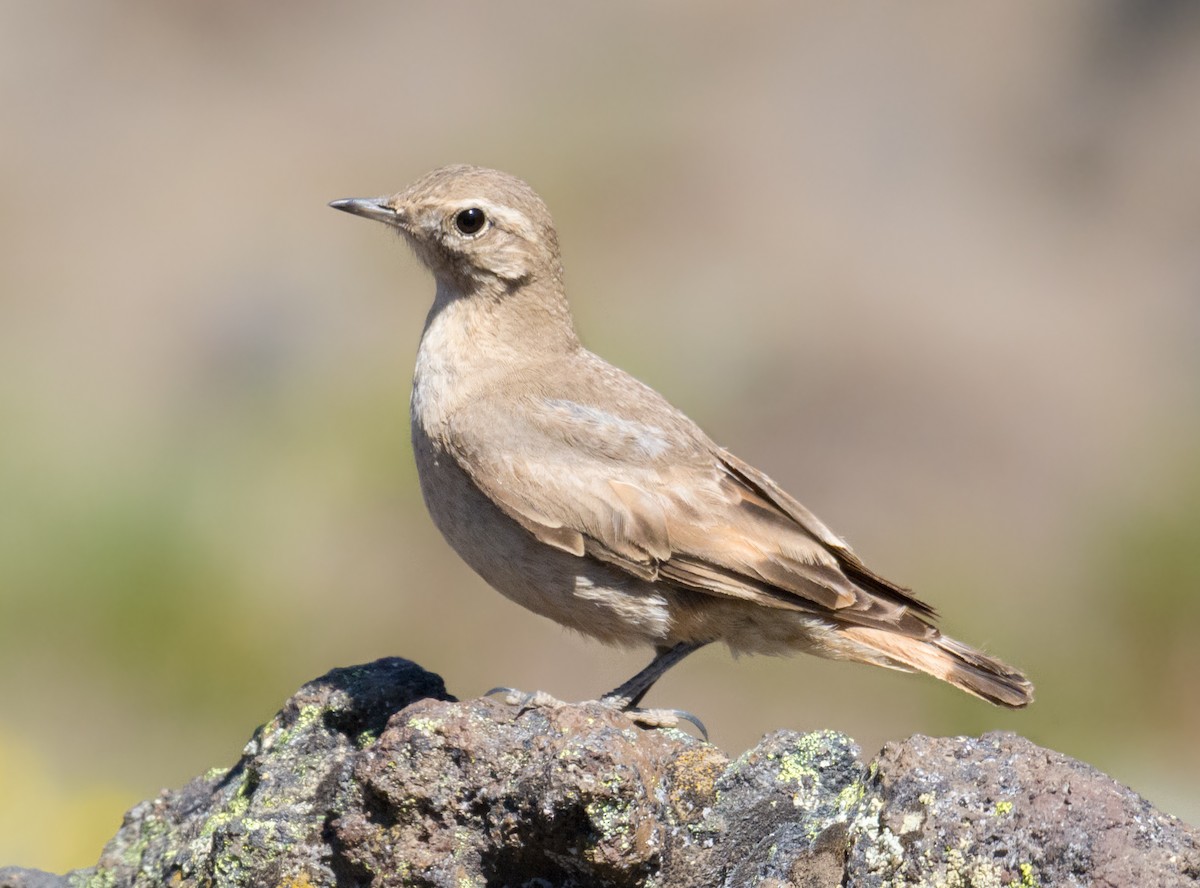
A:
[448, 347, 717, 468]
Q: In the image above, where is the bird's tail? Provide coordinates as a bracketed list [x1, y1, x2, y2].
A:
[839, 625, 1034, 708]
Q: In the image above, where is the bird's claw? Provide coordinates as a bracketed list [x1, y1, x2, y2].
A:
[484, 686, 565, 714]
[621, 706, 709, 740]
[486, 687, 707, 740]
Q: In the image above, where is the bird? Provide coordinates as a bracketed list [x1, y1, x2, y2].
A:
[329, 164, 1034, 721]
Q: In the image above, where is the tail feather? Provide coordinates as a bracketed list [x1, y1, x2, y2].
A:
[840, 626, 1034, 708]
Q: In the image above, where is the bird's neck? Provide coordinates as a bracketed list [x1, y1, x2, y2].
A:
[412, 278, 579, 431]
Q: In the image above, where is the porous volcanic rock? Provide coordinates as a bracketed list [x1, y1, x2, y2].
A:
[3, 658, 1196, 887]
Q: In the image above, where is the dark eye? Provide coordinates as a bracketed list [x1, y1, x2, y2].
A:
[455, 207, 487, 235]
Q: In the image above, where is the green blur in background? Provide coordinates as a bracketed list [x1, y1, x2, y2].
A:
[2, 1, 1199, 871]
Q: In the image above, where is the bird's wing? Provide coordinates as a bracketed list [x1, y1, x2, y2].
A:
[446, 385, 936, 634]
[715, 448, 937, 619]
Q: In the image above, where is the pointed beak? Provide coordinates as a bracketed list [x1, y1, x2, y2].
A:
[328, 197, 403, 226]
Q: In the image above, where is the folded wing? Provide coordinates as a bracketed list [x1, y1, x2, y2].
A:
[447, 391, 938, 639]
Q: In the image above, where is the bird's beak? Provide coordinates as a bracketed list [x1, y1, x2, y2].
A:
[328, 197, 403, 227]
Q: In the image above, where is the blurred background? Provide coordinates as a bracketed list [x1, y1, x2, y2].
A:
[2, 1, 1199, 871]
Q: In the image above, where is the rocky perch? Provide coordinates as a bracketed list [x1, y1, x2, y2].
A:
[3, 659, 1197, 888]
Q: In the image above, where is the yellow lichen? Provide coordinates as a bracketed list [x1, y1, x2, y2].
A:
[1017, 861, 1040, 887]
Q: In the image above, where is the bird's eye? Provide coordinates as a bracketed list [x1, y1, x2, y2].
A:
[455, 207, 487, 235]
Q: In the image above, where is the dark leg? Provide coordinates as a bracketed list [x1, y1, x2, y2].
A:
[601, 641, 707, 710]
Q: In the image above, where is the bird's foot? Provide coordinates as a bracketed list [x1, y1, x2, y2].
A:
[600, 695, 709, 740]
[484, 686, 567, 713]
[485, 687, 708, 739]
[619, 706, 708, 740]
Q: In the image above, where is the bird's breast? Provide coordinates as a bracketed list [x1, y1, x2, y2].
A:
[411, 322, 465, 438]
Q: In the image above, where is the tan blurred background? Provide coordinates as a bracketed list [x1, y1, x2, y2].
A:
[2, 1, 1199, 870]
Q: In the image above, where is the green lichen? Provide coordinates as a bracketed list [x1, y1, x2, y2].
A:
[994, 800, 1014, 816]
[586, 795, 638, 854]
[408, 715, 442, 734]
[772, 732, 847, 791]
[849, 796, 904, 877]
[941, 846, 1005, 888]
[835, 779, 866, 812]
[201, 812, 300, 885]
[1016, 861, 1040, 887]
[848, 793, 1018, 886]
[68, 869, 117, 888]
[884, 833, 1036, 888]
[775, 734, 866, 831]
[194, 758, 304, 864]
[119, 808, 170, 868]
[777, 750, 818, 785]
[861, 820, 904, 874]
[269, 704, 323, 748]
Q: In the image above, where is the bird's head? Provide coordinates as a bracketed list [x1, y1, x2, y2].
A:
[331, 164, 563, 295]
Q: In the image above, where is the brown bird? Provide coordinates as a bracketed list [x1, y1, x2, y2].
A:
[330, 165, 1033, 720]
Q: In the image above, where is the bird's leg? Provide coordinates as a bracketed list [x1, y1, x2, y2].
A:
[601, 641, 706, 708]
[601, 641, 709, 737]
[486, 643, 710, 736]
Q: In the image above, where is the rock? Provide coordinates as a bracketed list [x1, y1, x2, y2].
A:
[850, 732, 1200, 887]
[0, 868, 68, 888]
[8, 658, 1197, 887]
